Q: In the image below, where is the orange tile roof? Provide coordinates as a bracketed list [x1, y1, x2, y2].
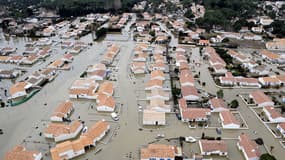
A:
[146, 79, 163, 88]
[97, 81, 114, 96]
[96, 94, 115, 109]
[260, 50, 280, 60]
[200, 140, 227, 153]
[209, 98, 227, 109]
[250, 91, 273, 105]
[181, 86, 199, 97]
[50, 139, 84, 160]
[141, 144, 177, 159]
[182, 108, 210, 120]
[4, 145, 41, 160]
[220, 110, 239, 125]
[9, 82, 29, 96]
[264, 106, 283, 119]
[150, 70, 164, 80]
[44, 120, 82, 137]
[52, 101, 73, 118]
[238, 133, 260, 159]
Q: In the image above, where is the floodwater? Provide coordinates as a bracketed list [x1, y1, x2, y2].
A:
[0, 16, 285, 160]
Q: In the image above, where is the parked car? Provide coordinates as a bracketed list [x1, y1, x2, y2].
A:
[216, 127, 222, 134]
[156, 134, 165, 139]
[185, 136, 197, 143]
[111, 112, 119, 121]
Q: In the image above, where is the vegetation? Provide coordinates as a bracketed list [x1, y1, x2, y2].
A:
[216, 89, 224, 98]
[96, 28, 107, 39]
[269, 20, 285, 38]
[215, 48, 232, 64]
[196, 0, 257, 31]
[260, 153, 277, 160]
[230, 99, 239, 108]
[184, 10, 194, 19]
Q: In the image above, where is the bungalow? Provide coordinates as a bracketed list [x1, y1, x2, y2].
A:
[237, 133, 260, 160]
[140, 144, 181, 160]
[150, 70, 165, 81]
[21, 54, 39, 65]
[69, 78, 99, 99]
[181, 86, 200, 101]
[180, 70, 195, 87]
[175, 53, 187, 66]
[61, 41, 74, 48]
[143, 110, 166, 126]
[0, 56, 11, 63]
[70, 46, 82, 54]
[26, 72, 47, 87]
[145, 79, 163, 90]
[277, 123, 285, 138]
[220, 110, 240, 129]
[23, 47, 39, 55]
[40, 68, 57, 81]
[179, 62, 190, 71]
[133, 52, 147, 62]
[62, 53, 74, 62]
[180, 108, 211, 122]
[44, 121, 83, 142]
[50, 140, 85, 160]
[98, 81, 114, 96]
[9, 82, 32, 100]
[96, 94, 115, 112]
[249, 91, 274, 107]
[236, 77, 261, 88]
[263, 106, 285, 123]
[8, 55, 24, 64]
[219, 77, 236, 86]
[147, 98, 171, 113]
[258, 77, 281, 87]
[199, 140, 228, 156]
[86, 63, 106, 73]
[36, 38, 52, 46]
[47, 59, 65, 70]
[260, 50, 280, 63]
[79, 120, 110, 146]
[50, 101, 74, 122]
[0, 70, 18, 79]
[266, 38, 285, 51]
[1, 47, 16, 55]
[86, 64, 106, 80]
[209, 98, 228, 112]
[150, 62, 166, 72]
[259, 16, 273, 25]
[249, 65, 269, 76]
[37, 48, 51, 59]
[212, 64, 227, 74]
[42, 27, 55, 37]
[146, 89, 169, 101]
[209, 56, 226, 67]
[131, 62, 146, 74]
[198, 39, 210, 46]
[4, 145, 42, 160]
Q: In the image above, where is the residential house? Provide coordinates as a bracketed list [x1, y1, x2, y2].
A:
[143, 110, 166, 126]
[180, 70, 195, 87]
[0, 70, 18, 79]
[146, 89, 169, 101]
[219, 110, 240, 129]
[147, 98, 171, 113]
[9, 82, 32, 100]
[145, 79, 163, 90]
[180, 108, 211, 122]
[140, 144, 181, 160]
[97, 81, 114, 97]
[96, 94, 116, 112]
[209, 98, 228, 112]
[150, 70, 165, 81]
[131, 62, 146, 74]
[50, 139, 85, 160]
[263, 106, 285, 123]
[50, 101, 74, 122]
[4, 145, 42, 160]
[258, 77, 281, 87]
[199, 140, 228, 156]
[69, 78, 99, 99]
[249, 91, 274, 107]
[181, 86, 200, 101]
[237, 133, 260, 160]
[266, 38, 285, 51]
[44, 121, 83, 142]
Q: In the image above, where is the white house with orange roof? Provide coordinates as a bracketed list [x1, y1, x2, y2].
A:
[96, 94, 116, 112]
[69, 78, 99, 99]
[181, 86, 200, 101]
[199, 140, 228, 156]
[44, 120, 83, 142]
[4, 145, 42, 160]
[237, 133, 260, 160]
[209, 98, 228, 112]
[219, 110, 240, 129]
[180, 70, 195, 87]
[97, 81, 114, 97]
[146, 89, 169, 101]
[249, 91, 274, 107]
[263, 106, 285, 123]
[266, 38, 285, 51]
[258, 76, 281, 87]
[150, 70, 165, 81]
[131, 61, 146, 74]
[50, 139, 85, 160]
[50, 101, 74, 122]
[180, 108, 211, 122]
[9, 82, 32, 100]
[147, 98, 171, 113]
[150, 62, 166, 72]
[140, 144, 181, 160]
[143, 110, 166, 125]
[145, 79, 163, 90]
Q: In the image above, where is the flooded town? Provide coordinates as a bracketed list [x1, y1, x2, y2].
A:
[1, 0, 285, 160]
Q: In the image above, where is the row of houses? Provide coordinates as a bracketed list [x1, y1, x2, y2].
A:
[203, 47, 227, 75]
[140, 133, 260, 160]
[50, 120, 110, 160]
[0, 47, 51, 65]
[100, 44, 120, 66]
[249, 90, 285, 123]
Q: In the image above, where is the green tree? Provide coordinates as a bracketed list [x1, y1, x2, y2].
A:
[216, 89, 224, 98]
[230, 99, 239, 108]
[184, 10, 194, 19]
[260, 153, 277, 160]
